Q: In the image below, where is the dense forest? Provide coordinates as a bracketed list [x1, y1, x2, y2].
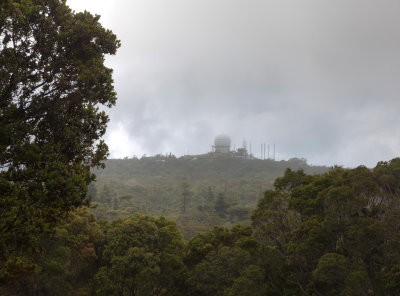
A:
[89, 154, 328, 238]
[4, 158, 400, 295]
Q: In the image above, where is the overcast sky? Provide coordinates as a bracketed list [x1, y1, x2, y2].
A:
[67, 0, 400, 167]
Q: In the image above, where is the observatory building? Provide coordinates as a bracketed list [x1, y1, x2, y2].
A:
[212, 134, 231, 153]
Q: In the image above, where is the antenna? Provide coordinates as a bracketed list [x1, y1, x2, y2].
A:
[268, 144, 270, 159]
[250, 142, 252, 157]
[262, 143, 264, 160]
[273, 144, 276, 160]
[260, 143, 262, 159]
[263, 143, 266, 160]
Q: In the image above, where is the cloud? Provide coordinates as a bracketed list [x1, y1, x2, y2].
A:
[68, 0, 400, 167]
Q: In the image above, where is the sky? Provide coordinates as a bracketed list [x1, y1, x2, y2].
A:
[67, 0, 400, 168]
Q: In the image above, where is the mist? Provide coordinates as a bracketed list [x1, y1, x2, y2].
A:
[67, 0, 400, 167]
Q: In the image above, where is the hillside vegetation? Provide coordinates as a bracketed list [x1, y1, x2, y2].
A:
[90, 154, 328, 238]
[6, 158, 400, 295]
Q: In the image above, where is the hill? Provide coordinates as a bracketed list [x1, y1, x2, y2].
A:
[90, 153, 329, 238]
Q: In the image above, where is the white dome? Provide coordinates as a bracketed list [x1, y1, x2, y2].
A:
[214, 135, 231, 149]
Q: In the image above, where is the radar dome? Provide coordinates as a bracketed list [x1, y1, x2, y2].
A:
[213, 134, 231, 153]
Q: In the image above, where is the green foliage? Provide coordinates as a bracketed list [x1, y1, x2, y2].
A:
[90, 155, 328, 238]
[312, 253, 350, 295]
[184, 225, 264, 296]
[92, 215, 186, 296]
[251, 158, 400, 295]
[181, 177, 191, 213]
[5, 158, 400, 295]
[4, 208, 104, 295]
[215, 193, 229, 217]
[0, 0, 119, 282]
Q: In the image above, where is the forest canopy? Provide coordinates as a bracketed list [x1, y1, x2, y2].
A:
[4, 158, 400, 295]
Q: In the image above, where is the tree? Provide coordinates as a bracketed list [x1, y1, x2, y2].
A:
[214, 193, 229, 218]
[92, 215, 186, 296]
[13, 208, 105, 295]
[0, 0, 119, 282]
[99, 183, 114, 205]
[206, 186, 215, 202]
[181, 177, 191, 213]
[251, 159, 400, 295]
[185, 225, 263, 296]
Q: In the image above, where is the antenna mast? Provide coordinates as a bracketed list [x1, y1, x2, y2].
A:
[260, 144, 262, 159]
[263, 143, 266, 160]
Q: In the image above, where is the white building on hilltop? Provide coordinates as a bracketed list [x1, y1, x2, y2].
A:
[212, 134, 231, 153]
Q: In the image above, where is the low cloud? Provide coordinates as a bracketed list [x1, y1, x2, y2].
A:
[68, 0, 400, 167]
